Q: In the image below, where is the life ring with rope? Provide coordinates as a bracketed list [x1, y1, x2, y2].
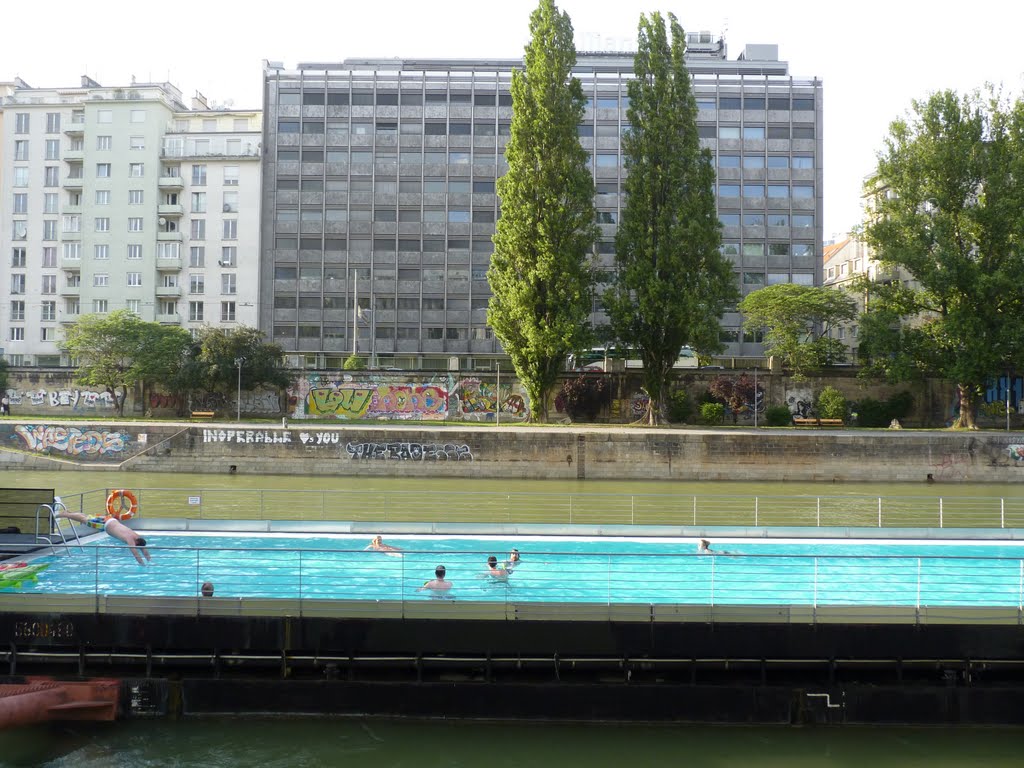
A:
[105, 489, 139, 521]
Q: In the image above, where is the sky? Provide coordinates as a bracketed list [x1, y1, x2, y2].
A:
[6, 0, 1024, 240]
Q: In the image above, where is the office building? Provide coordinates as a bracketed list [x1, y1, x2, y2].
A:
[0, 77, 261, 366]
[260, 35, 822, 370]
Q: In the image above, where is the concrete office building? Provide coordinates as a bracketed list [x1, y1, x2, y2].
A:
[260, 34, 822, 370]
[0, 77, 261, 366]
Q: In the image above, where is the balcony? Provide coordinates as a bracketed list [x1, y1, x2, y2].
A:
[60, 256, 82, 269]
[158, 203, 184, 217]
[157, 231, 183, 242]
[62, 176, 84, 189]
[156, 285, 181, 297]
[63, 121, 85, 136]
[155, 313, 180, 324]
[60, 314, 80, 324]
[158, 176, 184, 190]
[63, 149, 84, 162]
[63, 204, 81, 215]
[60, 284, 81, 297]
[161, 139, 261, 160]
[156, 256, 182, 271]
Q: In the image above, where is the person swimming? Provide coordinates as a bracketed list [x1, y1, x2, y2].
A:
[486, 555, 509, 581]
[366, 535, 401, 552]
[417, 565, 453, 597]
[504, 548, 521, 573]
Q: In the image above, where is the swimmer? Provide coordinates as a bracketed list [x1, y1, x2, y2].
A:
[57, 510, 151, 565]
[366, 535, 401, 552]
[417, 565, 452, 596]
[201, 581, 215, 597]
[504, 548, 521, 573]
[698, 539, 713, 554]
[486, 555, 509, 581]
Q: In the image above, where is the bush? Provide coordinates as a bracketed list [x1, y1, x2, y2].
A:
[817, 386, 847, 420]
[667, 389, 694, 423]
[855, 391, 914, 427]
[765, 405, 793, 427]
[555, 375, 611, 421]
[343, 354, 367, 371]
[699, 402, 725, 426]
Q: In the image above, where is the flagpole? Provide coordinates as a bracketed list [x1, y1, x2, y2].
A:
[352, 269, 358, 357]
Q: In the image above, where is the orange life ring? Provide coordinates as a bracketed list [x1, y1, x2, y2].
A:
[105, 489, 139, 521]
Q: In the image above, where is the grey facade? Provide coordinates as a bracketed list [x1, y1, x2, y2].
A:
[260, 37, 823, 370]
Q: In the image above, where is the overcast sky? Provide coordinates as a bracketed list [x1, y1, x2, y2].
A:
[6, 0, 1023, 239]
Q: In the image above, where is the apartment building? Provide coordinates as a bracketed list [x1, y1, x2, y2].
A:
[260, 34, 823, 370]
[0, 77, 260, 366]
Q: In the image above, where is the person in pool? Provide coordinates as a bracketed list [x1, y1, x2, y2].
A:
[57, 510, 151, 565]
[504, 548, 521, 573]
[698, 539, 732, 555]
[417, 565, 452, 596]
[366, 535, 401, 552]
[486, 555, 509, 581]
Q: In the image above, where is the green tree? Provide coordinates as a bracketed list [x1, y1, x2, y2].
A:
[739, 284, 858, 380]
[0, 359, 9, 396]
[59, 310, 191, 415]
[604, 13, 736, 424]
[861, 90, 1024, 429]
[488, 0, 597, 422]
[193, 326, 291, 401]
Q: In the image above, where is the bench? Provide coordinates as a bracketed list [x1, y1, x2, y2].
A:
[190, 411, 216, 420]
[793, 417, 844, 428]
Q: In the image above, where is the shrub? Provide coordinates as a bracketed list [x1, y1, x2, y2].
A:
[699, 402, 725, 426]
[668, 389, 694, 423]
[343, 354, 367, 371]
[817, 386, 847, 420]
[765, 405, 793, 427]
[855, 391, 914, 427]
[555, 375, 611, 421]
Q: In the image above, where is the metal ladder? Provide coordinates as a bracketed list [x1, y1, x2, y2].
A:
[34, 498, 83, 555]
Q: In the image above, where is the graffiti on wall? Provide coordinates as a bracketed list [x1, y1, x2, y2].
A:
[345, 442, 474, 461]
[452, 378, 528, 422]
[203, 429, 292, 444]
[1010, 445, 1024, 462]
[13, 425, 130, 458]
[5, 388, 115, 410]
[786, 387, 815, 418]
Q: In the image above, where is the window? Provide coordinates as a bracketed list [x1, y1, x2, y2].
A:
[94, 244, 109, 260]
[792, 127, 815, 139]
[10, 301, 25, 322]
[94, 217, 110, 232]
[191, 219, 206, 239]
[97, 135, 112, 150]
[127, 244, 142, 260]
[89, 190, 109, 207]
[743, 155, 765, 169]
[157, 242, 179, 259]
[742, 243, 764, 257]
[595, 153, 618, 167]
[11, 248, 26, 268]
[718, 184, 740, 197]
[63, 243, 81, 260]
[13, 194, 28, 214]
[793, 214, 813, 228]
[792, 156, 814, 169]
[223, 166, 239, 186]
[127, 272, 142, 287]
[742, 272, 765, 285]
[159, 300, 177, 316]
[767, 185, 789, 198]
[719, 214, 740, 226]
[44, 193, 59, 213]
[222, 220, 237, 240]
[13, 140, 29, 161]
[161, 274, 179, 288]
[13, 168, 29, 187]
[11, 275, 26, 294]
[190, 274, 205, 294]
[9, 328, 24, 342]
[93, 299, 109, 314]
[66, 272, 81, 287]
[190, 246, 205, 268]
[42, 248, 56, 267]
[743, 126, 765, 140]
[792, 186, 814, 199]
[719, 126, 740, 139]
[192, 164, 207, 186]
[220, 247, 236, 267]
[42, 220, 57, 240]
[719, 96, 741, 109]
[128, 217, 144, 232]
[222, 192, 238, 213]
[743, 213, 765, 226]
[44, 167, 59, 187]
[46, 112, 61, 132]
[96, 163, 111, 177]
[221, 301, 236, 322]
[130, 136, 145, 150]
[221, 274, 236, 294]
[768, 214, 789, 227]
[41, 301, 56, 321]
[15, 113, 29, 133]
[65, 299, 80, 315]
[191, 192, 207, 213]
[189, 301, 205, 321]
[130, 110, 146, 123]
[93, 273, 109, 287]
[129, 163, 144, 177]
[448, 209, 470, 223]
[743, 184, 765, 197]
[12, 221, 27, 240]
[767, 156, 789, 169]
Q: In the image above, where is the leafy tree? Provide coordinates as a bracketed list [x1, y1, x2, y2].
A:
[816, 385, 848, 421]
[861, 90, 1024, 429]
[555, 375, 611, 421]
[604, 13, 736, 424]
[739, 284, 858, 380]
[59, 310, 191, 415]
[193, 326, 291, 401]
[343, 354, 367, 371]
[707, 373, 757, 424]
[488, 0, 597, 422]
[0, 359, 9, 395]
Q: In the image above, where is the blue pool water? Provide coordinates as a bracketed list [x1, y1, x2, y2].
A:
[8, 533, 1024, 607]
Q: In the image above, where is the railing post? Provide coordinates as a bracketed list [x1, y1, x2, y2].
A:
[754, 497, 759, 527]
[816, 497, 821, 527]
[1002, 498, 1006, 529]
[631, 496, 635, 526]
[195, 549, 200, 602]
[939, 498, 944, 529]
[692, 496, 697, 526]
[298, 550, 303, 612]
[813, 557, 818, 610]
[878, 497, 882, 528]
[917, 558, 922, 611]
[569, 495, 573, 525]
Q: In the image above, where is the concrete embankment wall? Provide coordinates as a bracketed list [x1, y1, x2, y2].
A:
[1, 421, 1022, 483]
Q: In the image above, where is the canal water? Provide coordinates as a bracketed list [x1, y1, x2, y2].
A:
[5, 469, 1023, 759]
[1, 718, 1023, 767]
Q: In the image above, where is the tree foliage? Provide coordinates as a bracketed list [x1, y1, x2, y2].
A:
[488, 0, 597, 422]
[861, 90, 1024, 429]
[604, 13, 736, 424]
[738, 284, 858, 380]
[191, 326, 291, 397]
[707, 373, 757, 424]
[0, 359, 9, 395]
[59, 310, 191, 415]
[555, 375, 612, 422]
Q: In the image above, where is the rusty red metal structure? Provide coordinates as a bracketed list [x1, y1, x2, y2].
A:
[0, 676, 119, 729]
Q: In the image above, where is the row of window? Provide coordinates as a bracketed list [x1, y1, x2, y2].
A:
[272, 324, 493, 341]
[276, 208, 495, 224]
[12, 113, 63, 133]
[12, 136, 148, 158]
[719, 155, 814, 169]
[11, 273, 238, 292]
[273, 296, 490, 311]
[39, 243, 238, 265]
[722, 242, 815, 257]
[719, 213, 814, 228]
[9, 301, 57, 321]
[275, 177, 496, 193]
[13, 109, 151, 129]
[717, 184, 814, 199]
[7, 327, 55, 342]
[699, 126, 815, 140]
[272, 237, 497, 252]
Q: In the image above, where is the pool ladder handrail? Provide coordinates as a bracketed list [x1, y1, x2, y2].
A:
[34, 498, 83, 555]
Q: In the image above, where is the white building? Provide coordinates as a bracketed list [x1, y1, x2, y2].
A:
[0, 76, 261, 366]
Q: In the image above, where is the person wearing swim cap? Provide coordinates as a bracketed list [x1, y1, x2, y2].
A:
[417, 565, 452, 596]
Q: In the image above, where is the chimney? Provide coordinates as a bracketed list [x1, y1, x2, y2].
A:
[192, 90, 209, 110]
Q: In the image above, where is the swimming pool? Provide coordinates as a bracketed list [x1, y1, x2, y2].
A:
[8, 532, 1024, 608]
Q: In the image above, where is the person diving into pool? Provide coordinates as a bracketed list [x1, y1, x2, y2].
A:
[56, 510, 151, 565]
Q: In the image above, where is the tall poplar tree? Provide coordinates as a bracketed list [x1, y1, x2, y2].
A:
[489, 0, 597, 422]
[604, 13, 736, 425]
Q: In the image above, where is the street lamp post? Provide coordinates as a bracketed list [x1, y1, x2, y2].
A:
[753, 367, 759, 429]
[235, 357, 244, 422]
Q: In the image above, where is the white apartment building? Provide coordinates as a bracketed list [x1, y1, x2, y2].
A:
[0, 76, 261, 366]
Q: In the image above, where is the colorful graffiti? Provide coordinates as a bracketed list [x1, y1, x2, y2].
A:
[453, 378, 529, 422]
[202, 429, 292, 444]
[306, 384, 448, 419]
[5, 388, 114, 410]
[13, 425, 130, 457]
[1009, 445, 1024, 462]
[345, 442, 474, 461]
